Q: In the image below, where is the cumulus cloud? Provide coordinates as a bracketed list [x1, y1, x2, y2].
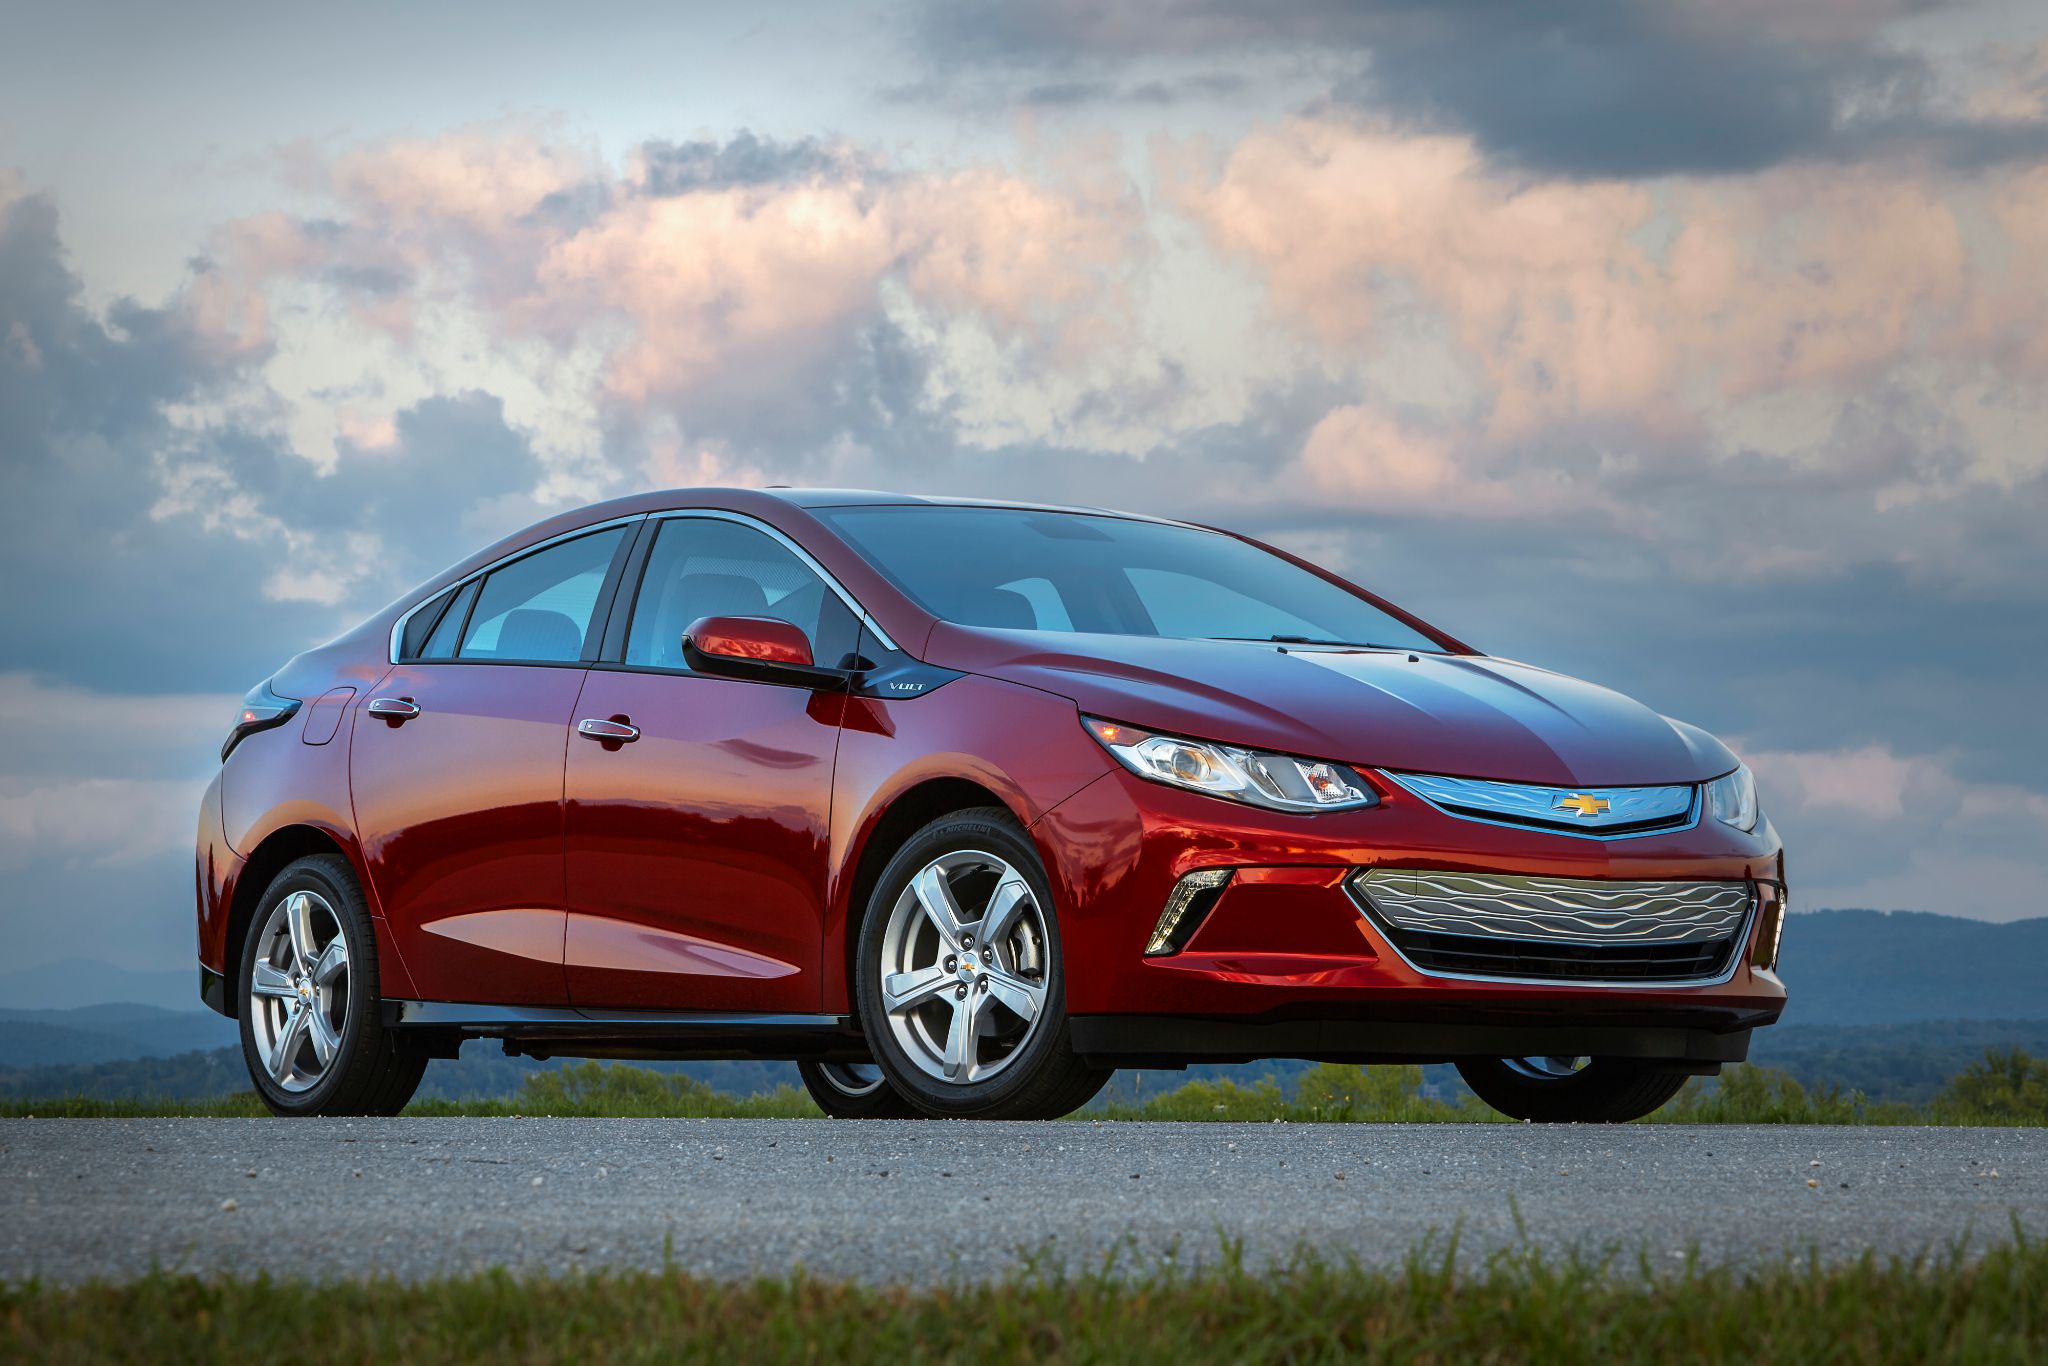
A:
[635, 132, 864, 195]
[0, 180, 568, 692]
[0, 674, 234, 965]
[219, 128, 1145, 489]
[228, 128, 1183, 482]
[1156, 114, 2048, 551]
[1746, 742, 2048, 921]
[1170, 117, 2043, 422]
[914, 0, 2048, 178]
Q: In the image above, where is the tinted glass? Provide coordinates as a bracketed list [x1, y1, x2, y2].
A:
[458, 528, 626, 662]
[625, 518, 860, 670]
[817, 507, 1445, 651]
[398, 584, 458, 660]
[419, 579, 478, 660]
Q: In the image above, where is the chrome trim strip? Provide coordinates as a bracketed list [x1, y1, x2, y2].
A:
[1381, 770, 1703, 841]
[1354, 870, 1751, 945]
[387, 513, 648, 664]
[1344, 871, 1757, 990]
[385, 507, 900, 665]
[649, 509, 899, 653]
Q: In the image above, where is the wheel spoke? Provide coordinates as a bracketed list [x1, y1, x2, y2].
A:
[268, 1006, 309, 1081]
[912, 865, 968, 945]
[250, 961, 295, 1000]
[882, 965, 953, 1015]
[977, 878, 1031, 949]
[982, 967, 1043, 1025]
[305, 1007, 340, 1068]
[311, 937, 348, 986]
[880, 849, 1052, 1089]
[284, 893, 316, 970]
[941, 994, 979, 1081]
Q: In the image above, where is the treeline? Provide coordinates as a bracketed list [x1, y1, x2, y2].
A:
[7, 1048, 2046, 1124]
[1089, 1047, 2048, 1126]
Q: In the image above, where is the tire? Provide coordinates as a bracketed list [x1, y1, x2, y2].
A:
[236, 853, 427, 1116]
[1456, 1056, 1690, 1123]
[797, 1059, 918, 1118]
[853, 807, 1110, 1120]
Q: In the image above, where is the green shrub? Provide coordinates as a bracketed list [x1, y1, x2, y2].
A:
[1658, 1063, 1921, 1125]
[1935, 1047, 2048, 1124]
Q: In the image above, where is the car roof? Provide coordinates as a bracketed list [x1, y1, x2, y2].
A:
[750, 487, 1180, 524]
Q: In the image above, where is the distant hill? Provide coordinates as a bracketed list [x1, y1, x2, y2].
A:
[0, 1003, 237, 1067]
[1774, 910, 2048, 1025]
[1744, 1019, 2048, 1102]
[0, 960, 195, 1012]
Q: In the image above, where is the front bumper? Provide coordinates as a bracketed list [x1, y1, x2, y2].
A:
[1032, 767, 1787, 1058]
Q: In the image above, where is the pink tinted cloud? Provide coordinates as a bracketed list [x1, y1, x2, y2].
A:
[234, 129, 1143, 415]
[1167, 116, 2046, 462]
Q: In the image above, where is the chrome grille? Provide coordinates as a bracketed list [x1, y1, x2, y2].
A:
[1383, 772, 1697, 839]
[1348, 869, 1753, 984]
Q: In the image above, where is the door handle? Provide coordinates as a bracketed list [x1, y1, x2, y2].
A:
[577, 717, 640, 744]
[366, 697, 421, 723]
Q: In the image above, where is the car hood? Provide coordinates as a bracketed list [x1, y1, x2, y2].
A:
[924, 625, 1737, 787]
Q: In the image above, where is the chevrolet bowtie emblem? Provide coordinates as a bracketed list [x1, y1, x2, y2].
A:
[1555, 793, 1611, 817]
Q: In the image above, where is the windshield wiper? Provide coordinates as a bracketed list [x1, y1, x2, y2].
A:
[1204, 635, 1402, 650]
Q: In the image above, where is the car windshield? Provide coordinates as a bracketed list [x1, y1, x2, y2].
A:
[815, 506, 1449, 652]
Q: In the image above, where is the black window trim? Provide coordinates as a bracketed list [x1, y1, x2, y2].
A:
[398, 582, 462, 660]
[412, 577, 481, 661]
[386, 514, 647, 668]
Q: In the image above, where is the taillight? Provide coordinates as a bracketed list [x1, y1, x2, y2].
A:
[223, 680, 301, 761]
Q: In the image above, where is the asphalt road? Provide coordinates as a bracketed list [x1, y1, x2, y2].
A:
[1, 1119, 2040, 1285]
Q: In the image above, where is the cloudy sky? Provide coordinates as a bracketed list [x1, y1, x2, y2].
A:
[3, 0, 2046, 987]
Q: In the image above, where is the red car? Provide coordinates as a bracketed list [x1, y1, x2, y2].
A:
[195, 489, 1787, 1121]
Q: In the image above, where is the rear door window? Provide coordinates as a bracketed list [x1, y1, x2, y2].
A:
[458, 528, 628, 663]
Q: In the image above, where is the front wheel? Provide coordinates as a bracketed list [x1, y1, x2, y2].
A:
[236, 854, 427, 1116]
[854, 808, 1110, 1119]
[1456, 1055, 1690, 1123]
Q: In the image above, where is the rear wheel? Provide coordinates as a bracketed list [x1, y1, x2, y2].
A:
[854, 808, 1109, 1119]
[797, 1060, 917, 1118]
[236, 854, 427, 1116]
[1456, 1055, 1689, 1123]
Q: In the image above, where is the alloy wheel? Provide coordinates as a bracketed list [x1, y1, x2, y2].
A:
[1502, 1055, 1589, 1081]
[815, 1061, 888, 1097]
[877, 849, 1049, 1085]
[247, 890, 350, 1093]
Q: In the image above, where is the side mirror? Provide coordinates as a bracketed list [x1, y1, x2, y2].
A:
[681, 615, 848, 689]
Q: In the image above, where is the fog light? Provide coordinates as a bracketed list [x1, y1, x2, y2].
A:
[1145, 869, 1234, 957]
[1752, 884, 1787, 970]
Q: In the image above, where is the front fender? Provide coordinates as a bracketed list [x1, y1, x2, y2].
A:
[822, 674, 1113, 1008]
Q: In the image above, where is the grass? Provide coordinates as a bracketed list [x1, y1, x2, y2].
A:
[3, 1230, 2043, 1363]
[6, 1049, 2045, 1126]
[0, 1067, 822, 1120]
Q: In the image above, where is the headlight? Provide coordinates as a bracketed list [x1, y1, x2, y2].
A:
[223, 679, 300, 761]
[1706, 763, 1759, 833]
[1083, 717, 1378, 813]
